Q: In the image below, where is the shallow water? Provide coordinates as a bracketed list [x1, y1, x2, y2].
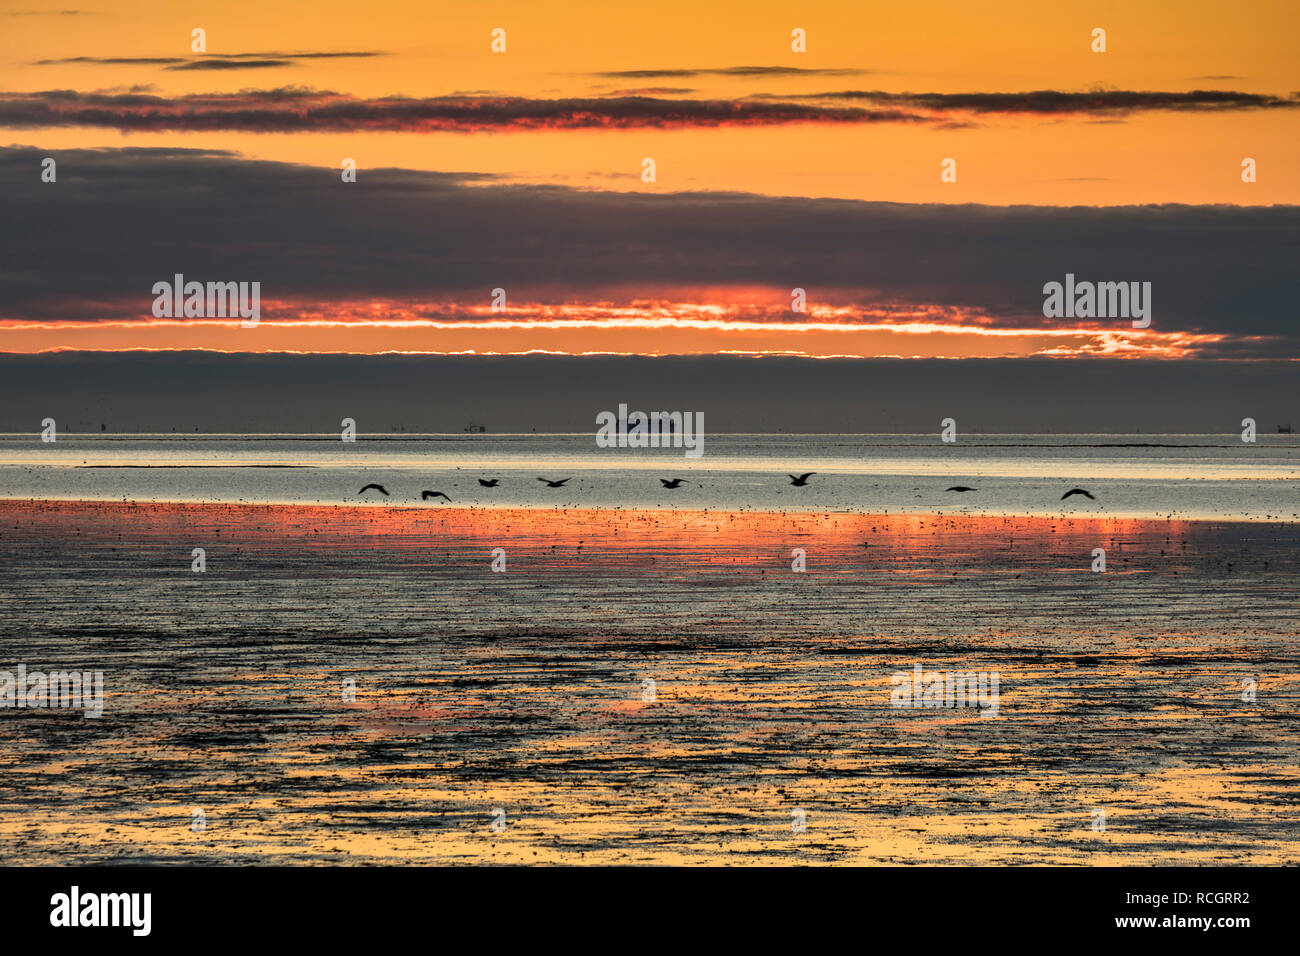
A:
[1, 433, 1297, 520]
[0, 502, 1296, 864]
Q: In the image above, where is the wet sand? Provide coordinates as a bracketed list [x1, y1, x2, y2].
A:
[0, 500, 1296, 864]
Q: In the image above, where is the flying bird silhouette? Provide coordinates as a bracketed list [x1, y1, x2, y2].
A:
[538, 477, 571, 488]
[946, 486, 977, 492]
[1061, 488, 1096, 500]
[477, 478, 500, 487]
[421, 491, 451, 501]
[660, 478, 685, 489]
[788, 473, 816, 486]
[358, 483, 389, 496]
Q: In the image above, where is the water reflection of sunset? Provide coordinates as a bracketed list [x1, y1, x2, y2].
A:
[2, 498, 1296, 864]
[1, 499, 1211, 570]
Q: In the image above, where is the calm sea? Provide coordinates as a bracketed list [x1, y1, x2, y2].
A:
[1, 433, 1296, 520]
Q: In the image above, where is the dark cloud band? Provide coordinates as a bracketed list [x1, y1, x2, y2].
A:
[593, 66, 872, 78]
[0, 88, 921, 132]
[778, 88, 1300, 114]
[1, 86, 1291, 136]
[31, 51, 384, 69]
[0, 146, 1295, 355]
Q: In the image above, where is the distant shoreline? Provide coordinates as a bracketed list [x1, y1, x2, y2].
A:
[2, 432, 1296, 442]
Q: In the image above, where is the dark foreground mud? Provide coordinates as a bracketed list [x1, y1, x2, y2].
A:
[0, 501, 1296, 863]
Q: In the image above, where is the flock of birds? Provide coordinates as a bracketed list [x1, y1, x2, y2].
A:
[949, 484, 1096, 500]
[356, 475, 1099, 503]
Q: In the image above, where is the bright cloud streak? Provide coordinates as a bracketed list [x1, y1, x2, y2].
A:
[0, 308, 1231, 359]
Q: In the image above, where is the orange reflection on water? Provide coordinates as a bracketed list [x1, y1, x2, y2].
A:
[1, 499, 1197, 567]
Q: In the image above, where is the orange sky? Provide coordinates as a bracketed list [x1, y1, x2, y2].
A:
[5, 0, 1296, 205]
[1, 0, 1296, 355]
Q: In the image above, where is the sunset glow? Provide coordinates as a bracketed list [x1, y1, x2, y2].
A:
[2, 0, 1298, 892]
[0, 311, 1230, 358]
[2, 0, 1296, 360]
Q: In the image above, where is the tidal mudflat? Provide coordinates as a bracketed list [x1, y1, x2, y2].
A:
[0, 500, 1295, 864]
